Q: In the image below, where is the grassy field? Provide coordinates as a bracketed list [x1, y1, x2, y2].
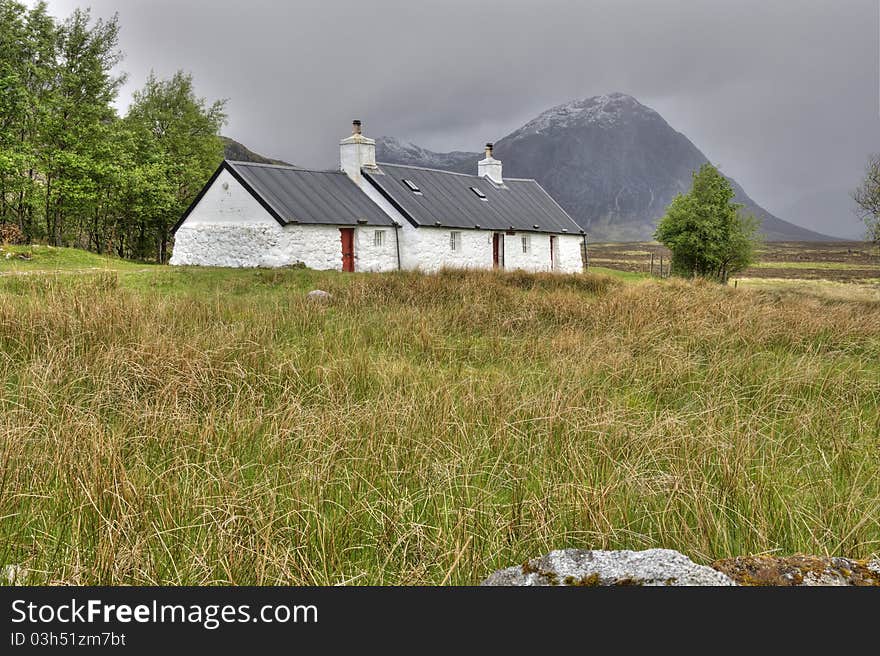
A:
[590, 240, 880, 280]
[0, 244, 152, 273]
[1, 246, 879, 584]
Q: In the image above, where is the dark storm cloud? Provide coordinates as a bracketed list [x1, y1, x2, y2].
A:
[40, 0, 880, 236]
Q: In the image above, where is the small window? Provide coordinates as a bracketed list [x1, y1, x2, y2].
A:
[450, 231, 461, 252]
[521, 234, 531, 254]
[373, 230, 386, 247]
[470, 186, 487, 201]
[402, 179, 422, 194]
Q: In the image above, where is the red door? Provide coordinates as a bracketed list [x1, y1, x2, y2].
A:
[492, 233, 501, 268]
[340, 228, 355, 272]
[550, 235, 558, 271]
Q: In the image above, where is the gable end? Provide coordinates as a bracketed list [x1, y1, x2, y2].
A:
[172, 161, 286, 234]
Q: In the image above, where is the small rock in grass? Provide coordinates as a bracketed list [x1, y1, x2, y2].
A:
[1, 564, 27, 585]
[307, 289, 332, 301]
[483, 549, 735, 586]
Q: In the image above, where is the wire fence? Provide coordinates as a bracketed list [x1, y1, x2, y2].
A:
[647, 252, 672, 278]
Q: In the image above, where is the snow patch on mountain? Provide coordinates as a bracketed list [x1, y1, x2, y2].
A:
[376, 136, 477, 169]
[516, 92, 659, 135]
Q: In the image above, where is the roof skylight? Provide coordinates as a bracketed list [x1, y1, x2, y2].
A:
[402, 179, 422, 194]
[470, 186, 488, 201]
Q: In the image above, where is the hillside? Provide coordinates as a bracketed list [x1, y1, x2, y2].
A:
[222, 136, 291, 166]
[376, 93, 832, 242]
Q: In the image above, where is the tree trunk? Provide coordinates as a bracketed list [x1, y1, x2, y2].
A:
[137, 220, 146, 261]
[53, 195, 63, 247]
[44, 175, 53, 241]
[158, 220, 168, 263]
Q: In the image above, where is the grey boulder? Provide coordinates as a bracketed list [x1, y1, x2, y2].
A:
[482, 549, 735, 587]
[306, 289, 332, 301]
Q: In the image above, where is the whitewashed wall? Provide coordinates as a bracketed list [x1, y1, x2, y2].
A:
[503, 232, 546, 272]
[354, 226, 399, 272]
[170, 169, 397, 271]
[501, 232, 584, 273]
[390, 226, 583, 274]
[174, 169, 272, 229]
[556, 234, 586, 273]
[170, 169, 285, 267]
[399, 227, 492, 272]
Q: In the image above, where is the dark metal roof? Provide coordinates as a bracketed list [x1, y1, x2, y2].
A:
[228, 161, 394, 226]
[364, 163, 582, 234]
[173, 160, 394, 232]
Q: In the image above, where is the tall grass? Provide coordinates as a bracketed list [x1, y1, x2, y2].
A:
[1, 268, 878, 584]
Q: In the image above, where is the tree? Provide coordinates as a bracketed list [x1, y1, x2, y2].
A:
[853, 154, 880, 245]
[654, 163, 760, 284]
[0, 2, 225, 261]
[0, 0, 58, 239]
[42, 8, 124, 246]
[124, 71, 226, 262]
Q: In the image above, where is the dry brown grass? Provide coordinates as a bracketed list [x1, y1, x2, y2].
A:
[0, 266, 878, 584]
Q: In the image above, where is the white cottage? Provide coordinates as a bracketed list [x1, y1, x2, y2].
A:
[170, 121, 587, 273]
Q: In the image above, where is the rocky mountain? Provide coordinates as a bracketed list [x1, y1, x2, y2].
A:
[375, 137, 479, 172]
[376, 93, 832, 242]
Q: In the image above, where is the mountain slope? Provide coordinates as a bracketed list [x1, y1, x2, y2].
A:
[222, 136, 291, 166]
[376, 93, 832, 242]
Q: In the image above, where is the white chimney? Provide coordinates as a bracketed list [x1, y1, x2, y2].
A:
[340, 119, 377, 183]
[478, 142, 503, 184]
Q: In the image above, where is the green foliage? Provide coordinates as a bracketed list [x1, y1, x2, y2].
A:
[0, 1, 226, 262]
[853, 154, 880, 245]
[655, 163, 761, 283]
[124, 71, 226, 261]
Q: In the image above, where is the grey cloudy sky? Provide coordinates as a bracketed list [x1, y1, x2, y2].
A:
[40, 0, 880, 236]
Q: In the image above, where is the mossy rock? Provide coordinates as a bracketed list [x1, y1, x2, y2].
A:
[712, 555, 880, 586]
